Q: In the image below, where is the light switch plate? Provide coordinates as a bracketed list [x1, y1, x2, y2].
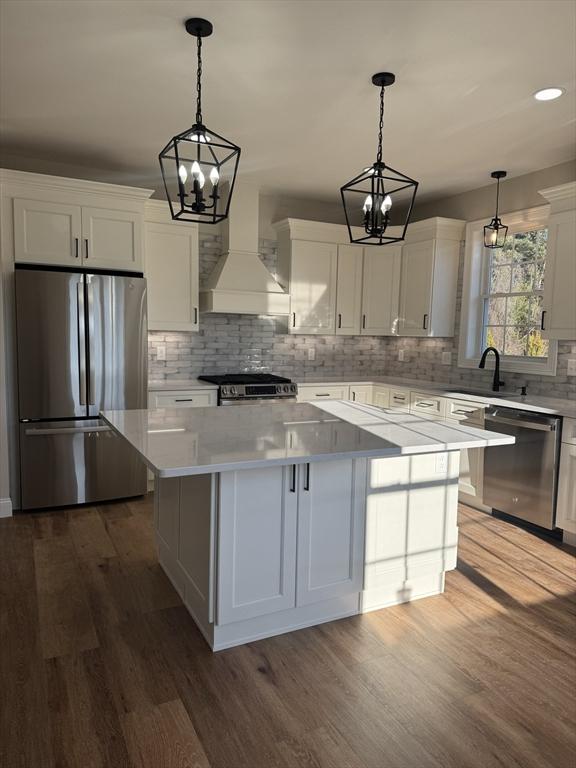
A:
[156, 344, 166, 361]
[308, 347, 316, 361]
[435, 453, 448, 474]
[398, 350, 405, 362]
[442, 351, 451, 365]
[567, 358, 576, 376]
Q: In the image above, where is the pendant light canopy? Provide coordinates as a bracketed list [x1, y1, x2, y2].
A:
[159, 18, 241, 224]
[484, 171, 508, 249]
[340, 73, 418, 246]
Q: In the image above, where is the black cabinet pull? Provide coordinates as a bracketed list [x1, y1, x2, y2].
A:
[74, 238, 79, 259]
[194, 306, 198, 324]
[290, 465, 296, 493]
[362, 314, 366, 329]
[541, 310, 546, 331]
[175, 398, 194, 402]
[423, 313, 428, 330]
[338, 313, 342, 329]
[292, 312, 296, 327]
[85, 238, 89, 259]
[304, 463, 310, 491]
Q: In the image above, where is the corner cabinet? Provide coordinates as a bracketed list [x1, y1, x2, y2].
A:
[144, 202, 199, 332]
[217, 460, 366, 626]
[539, 183, 576, 341]
[398, 218, 464, 337]
[361, 246, 401, 335]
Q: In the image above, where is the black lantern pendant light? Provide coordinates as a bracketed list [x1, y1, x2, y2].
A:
[340, 73, 418, 246]
[159, 18, 240, 224]
[484, 171, 508, 248]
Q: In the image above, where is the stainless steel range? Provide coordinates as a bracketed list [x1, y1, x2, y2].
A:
[198, 374, 298, 406]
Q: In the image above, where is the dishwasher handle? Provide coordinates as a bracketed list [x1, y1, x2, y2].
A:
[485, 413, 557, 432]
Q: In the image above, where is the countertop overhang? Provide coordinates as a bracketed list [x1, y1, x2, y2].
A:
[102, 401, 515, 478]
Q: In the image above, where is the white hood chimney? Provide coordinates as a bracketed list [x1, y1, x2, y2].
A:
[200, 183, 290, 315]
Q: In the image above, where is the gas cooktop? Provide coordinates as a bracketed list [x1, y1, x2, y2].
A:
[198, 374, 292, 385]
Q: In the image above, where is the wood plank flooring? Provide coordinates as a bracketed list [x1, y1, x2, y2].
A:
[1, 496, 575, 768]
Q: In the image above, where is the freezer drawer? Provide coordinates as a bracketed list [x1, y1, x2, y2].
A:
[19, 419, 146, 510]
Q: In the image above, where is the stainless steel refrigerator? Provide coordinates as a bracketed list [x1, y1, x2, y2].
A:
[15, 267, 148, 510]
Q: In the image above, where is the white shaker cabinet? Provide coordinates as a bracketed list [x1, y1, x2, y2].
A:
[145, 205, 199, 332]
[288, 239, 338, 334]
[361, 246, 401, 335]
[539, 183, 576, 341]
[398, 218, 464, 337]
[372, 386, 390, 408]
[217, 459, 365, 626]
[296, 459, 366, 606]
[349, 385, 373, 404]
[217, 465, 298, 625]
[13, 198, 82, 267]
[335, 244, 363, 335]
[80, 206, 142, 270]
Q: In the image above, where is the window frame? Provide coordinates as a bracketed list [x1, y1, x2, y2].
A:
[458, 204, 558, 376]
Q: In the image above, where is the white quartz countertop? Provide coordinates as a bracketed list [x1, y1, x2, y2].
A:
[102, 401, 515, 478]
[148, 379, 218, 391]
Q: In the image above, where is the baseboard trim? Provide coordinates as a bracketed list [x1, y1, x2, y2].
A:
[562, 530, 576, 548]
[0, 497, 13, 518]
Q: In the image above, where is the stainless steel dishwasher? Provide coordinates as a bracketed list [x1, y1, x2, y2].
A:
[483, 406, 561, 530]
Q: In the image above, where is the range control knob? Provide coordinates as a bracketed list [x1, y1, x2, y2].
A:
[230, 386, 237, 395]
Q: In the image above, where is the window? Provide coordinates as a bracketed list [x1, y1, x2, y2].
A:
[482, 228, 548, 359]
[458, 205, 557, 376]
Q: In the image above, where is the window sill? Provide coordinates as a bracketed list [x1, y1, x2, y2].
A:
[458, 347, 558, 377]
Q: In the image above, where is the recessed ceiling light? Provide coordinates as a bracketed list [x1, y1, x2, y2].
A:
[534, 87, 564, 101]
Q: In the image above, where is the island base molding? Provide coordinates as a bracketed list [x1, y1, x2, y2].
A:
[153, 452, 460, 651]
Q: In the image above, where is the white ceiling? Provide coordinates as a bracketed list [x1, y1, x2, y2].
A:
[1, 0, 575, 206]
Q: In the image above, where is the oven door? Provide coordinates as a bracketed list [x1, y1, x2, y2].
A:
[220, 397, 297, 406]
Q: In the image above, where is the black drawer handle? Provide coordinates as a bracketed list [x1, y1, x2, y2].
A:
[541, 310, 546, 331]
[304, 463, 310, 491]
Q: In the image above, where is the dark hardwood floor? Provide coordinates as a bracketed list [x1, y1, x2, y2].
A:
[1, 495, 575, 768]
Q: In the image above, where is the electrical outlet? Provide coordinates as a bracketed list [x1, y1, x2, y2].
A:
[435, 453, 448, 474]
[308, 347, 316, 361]
[398, 349, 405, 362]
[442, 351, 451, 365]
[156, 344, 166, 361]
[567, 358, 576, 376]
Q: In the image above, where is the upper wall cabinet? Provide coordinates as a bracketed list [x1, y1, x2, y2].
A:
[145, 202, 199, 332]
[398, 218, 465, 337]
[3, 170, 152, 272]
[539, 183, 576, 341]
[336, 244, 363, 335]
[361, 246, 401, 336]
[13, 199, 82, 266]
[288, 239, 338, 334]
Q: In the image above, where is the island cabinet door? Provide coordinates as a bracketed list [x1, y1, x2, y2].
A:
[217, 465, 298, 625]
[296, 459, 366, 606]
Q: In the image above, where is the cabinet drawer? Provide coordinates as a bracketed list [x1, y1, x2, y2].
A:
[389, 389, 410, 411]
[445, 398, 485, 426]
[149, 390, 217, 408]
[561, 417, 576, 445]
[297, 385, 350, 402]
[410, 392, 446, 419]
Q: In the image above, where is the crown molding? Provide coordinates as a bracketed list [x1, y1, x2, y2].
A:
[0, 168, 154, 201]
[539, 181, 576, 214]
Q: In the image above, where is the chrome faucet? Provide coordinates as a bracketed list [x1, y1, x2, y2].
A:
[479, 347, 505, 392]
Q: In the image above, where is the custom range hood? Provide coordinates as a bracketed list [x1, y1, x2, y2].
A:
[200, 184, 290, 314]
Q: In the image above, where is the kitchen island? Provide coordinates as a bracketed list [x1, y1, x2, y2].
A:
[103, 401, 514, 650]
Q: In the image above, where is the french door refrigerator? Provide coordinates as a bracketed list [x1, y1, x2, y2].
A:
[15, 266, 148, 510]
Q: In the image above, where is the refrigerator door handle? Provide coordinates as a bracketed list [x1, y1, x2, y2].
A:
[87, 280, 96, 405]
[25, 425, 112, 436]
[77, 282, 87, 406]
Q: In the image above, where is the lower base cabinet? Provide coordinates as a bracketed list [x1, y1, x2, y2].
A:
[557, 443, 576, 534]
[217, 459, 366, 624]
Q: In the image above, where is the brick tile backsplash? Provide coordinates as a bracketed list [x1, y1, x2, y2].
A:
[149, 233, 575, 399]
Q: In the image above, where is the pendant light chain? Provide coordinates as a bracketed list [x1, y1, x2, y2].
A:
[196, 35, 203, 125]
[376, 86, 385, 164]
